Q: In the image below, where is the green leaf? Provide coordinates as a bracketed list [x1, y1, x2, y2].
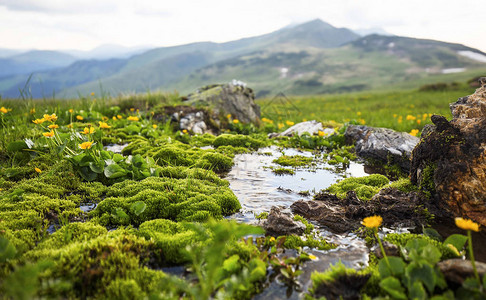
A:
[423, 227, 443, 242]
[100, 150, 112, 160]
[112, 207, 130, 223]
[104, 164, 127, 179]
[130, 201, 147, 216]
[4, 168, 19, 178]
[89, 161, 104, 174]
[443, 234, 468, 251]
[113, 153, 124, 163]
[7, 141, 28, 152]
[79, 154, 95, 167]
[125, 124, 141, 134]
[78, 166, 98, 181]
[379, 276, 407, 300]
[378, 256, 405, 278]
[462, 277, 481, 291]
[409, 281, 427, 300]
[132, 154, 145, 168]
[406, 262, 436, 293]
[0, 237, 17, 263]
[223, 254, 240, 273]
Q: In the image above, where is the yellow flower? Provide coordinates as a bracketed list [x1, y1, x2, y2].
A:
[127, 116, 139, 121]
[286, 120, 295, 126]
[397, 116, 403, 124]
[278, 123, 284, 129]
[357, 111, 362, 116]
[417, 119, 421, 125]
[79, 141, 93, 150]
[43, 113, 57, 122]
[102, 116, 108, 121]
[362, 215, 383, 229]
[406, 115, 416, 121]
[30, 108, 36, 114]
[152, 124, 157, 129]
[233, 119, 239, 124]
[422, 113, 428, 120]
[409, 129, 419, 137]
[318, 130, 326, 137]
[90, 92, 95, 96]
[308, 254, 317, 260]
[69, 109, 74, 113]
[0, 107, 8, 113]
[455, 217, 480, 232]
[82, 127, 95, 135]
[182, 129, 188, 134]
[43, 131, 55, 138]
[130, 108, 135, 112]
[269, 237, 276, 243]
[393, 114, 397, 118]
[117, 115, 122, 119]
[35, 167, 42, 173]
[98, 121, 111, 129]
[67, 124, 73, 128]
[226, 114, 232, 119]
[112, 116, 117, 121]
[261, 117, 273, 124]
[33, 118, 45, 124]
[76, 115, 84, 121]
[359, 118, 366, 125]
[48, 124, 59, 129]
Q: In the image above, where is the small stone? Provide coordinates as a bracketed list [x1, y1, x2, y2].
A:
[263, 206, 306, 236]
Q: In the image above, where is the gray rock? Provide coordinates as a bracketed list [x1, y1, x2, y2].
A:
[179, 111, 210, 134]
[263, 206, 306, 236]
[438, 259, 486, 285]
[372, 241, 400, 259]
[345, 125, 419, 172]
[185, 82, 260, 124]
[269, 120, 333, 138]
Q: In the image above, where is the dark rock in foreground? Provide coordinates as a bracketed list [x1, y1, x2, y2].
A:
[438, 259, 486, 285]
[345, 125, 419, 172]
[263, 206, 306, 236]
[291, 188, 446, 233]
[411, 78, 486, 226]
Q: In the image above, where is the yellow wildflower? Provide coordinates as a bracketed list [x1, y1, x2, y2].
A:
[393, 114, 397, 118]
[35, 167, 42, 173]
[278, 123, 284, 129]
[286, 120, 295, 126]
[112, 116, 117, 121]
[182, 129, 188, 134]
[362, 215, 383, 229]
[406, 115, 416, 121]
[117, 115, 122, 119]
[79, 141, 93, 150]
[397, 116, 403, 124]
[130, 108, 135, 112]
[43, 113, 57, 122]
[359, 118, 366, 125]
[48, 124, 59, 129]
[98, 121, 111, 129]
[409, 129, 419, 137]
[127, 116, 139, 121]
[82, 127, 95, 135]
[357, 111, 362, 116]
[69, 109, 74, 113]
[0, 107, 9, 113]
[318, 130, 326, 137]
[269, 237, 276, 243]
[308, 254, 317, 260]
[152, 124, 157, 129]
[422, 113, 428, 120]
[417, 119, 421, 125]
[102, 116, 108, 121]
[67, 124, 73, 128]
[226, 114, 232, 119]
[76, 115, 84, 121]
[233, 119, 239, 124]
[33, 118, 45, 124]
[455, 217, 480, 232]
[90, 92, 95, 96]
[30, 108, 35, 114]
[43, 131, 55, 138]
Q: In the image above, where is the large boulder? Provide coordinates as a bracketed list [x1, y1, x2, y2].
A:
[345, 125, 419, 172]
[185, 82, 260, 124]
[410, 78, 486, 226]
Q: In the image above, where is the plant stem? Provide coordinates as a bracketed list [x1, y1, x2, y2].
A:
[375, 229, 390, 268]
[467, 230, 480, 283]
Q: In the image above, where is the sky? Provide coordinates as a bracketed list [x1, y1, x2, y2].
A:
[0, 0, 485, 53]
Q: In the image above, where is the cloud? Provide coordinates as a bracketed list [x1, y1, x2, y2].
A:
[0, 0, 117, 14]
[134, 8, 171, 18]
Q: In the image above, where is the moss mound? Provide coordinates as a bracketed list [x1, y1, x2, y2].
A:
[325, 174, 390, 200]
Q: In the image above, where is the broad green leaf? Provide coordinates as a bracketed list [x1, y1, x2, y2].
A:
[132, 154, 145, 168]
[113, 153, 124, 163]
[406, 262, 436, 293]
[0, 237, 17, 263]
[378, 256, 405, 278]
[100, 150, 112, 160]
[409, 281, 427, 300]
[130, 201, 147, 216]
[379, 276, 407, 300]
[423, 227, 443, 241]
[223, 254, 240, 273]
[443, 234, 468, 251]
[7, 141, 28, 152]
[89, 161, 104, 174]
[104, 164, 127, 179]
[112, 207, 130, 223]
[78, 166, 98, 181]
[79, 154, 95, 167]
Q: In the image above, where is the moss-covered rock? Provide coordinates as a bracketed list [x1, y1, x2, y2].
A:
[326, 174, 389, 201]
[212, 134, 267, 150]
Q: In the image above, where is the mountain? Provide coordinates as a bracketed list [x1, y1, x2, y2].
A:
[353, 27, 393, 36]
[66, 44, 153, 60]
[0, 19, 485, 98]
[0, 50, 77, 78]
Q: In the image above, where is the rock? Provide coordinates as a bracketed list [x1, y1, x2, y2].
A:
[185, 82, 260, 124]
[161, 105, 218, 135]
[438, 259, 486, 285]
[345, 125, 419, 172]
[263, 206, 306, 236]
[311, 273, 371, 300]
[372, 241, 400, 259]
[410, 78, 486, 226]
[269, 120, 333, 137]
[291, 188, 443, 234]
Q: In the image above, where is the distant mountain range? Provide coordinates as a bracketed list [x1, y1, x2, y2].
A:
[1, 19, 485, 99]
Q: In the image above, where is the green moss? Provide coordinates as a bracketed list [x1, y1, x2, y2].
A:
[420, 163, 437, 193]
[36, 222, 107, 250]
[387, 177, 419, 193]
[212, 134, 267, 150]
[325, 174, 389, 201]
[190, 133, 216, 147]
[384, 233, 457, 259]
[283, 234, 335, 251]
[293, 215, 314, 234]
[255, 212, 268, 220]
[273, 155, 314, 167]
[271, 167, 295, 175]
